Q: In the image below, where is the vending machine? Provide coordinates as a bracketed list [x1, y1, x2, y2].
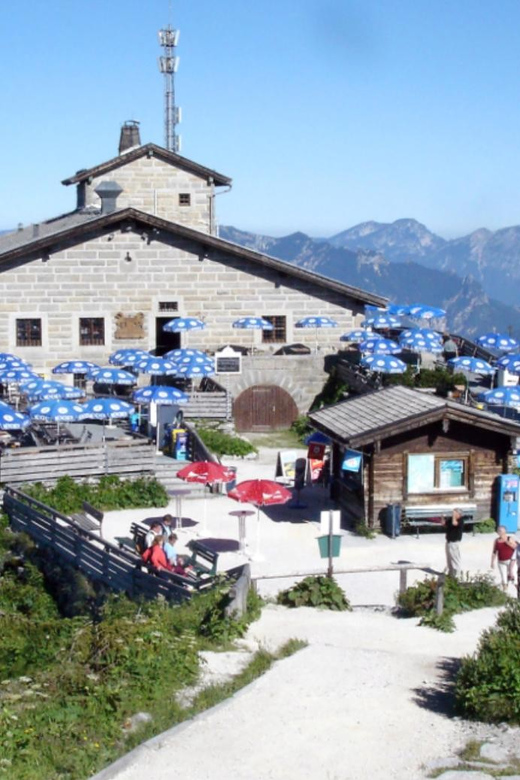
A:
[496, 474, 520, 533]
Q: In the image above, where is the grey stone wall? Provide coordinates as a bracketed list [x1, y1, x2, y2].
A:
[0, 227, 364, 406]
[81, 156, 215, 233]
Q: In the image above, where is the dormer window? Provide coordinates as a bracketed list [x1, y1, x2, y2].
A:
[179, 193, 191, 206]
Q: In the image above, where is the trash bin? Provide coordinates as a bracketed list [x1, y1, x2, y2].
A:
[226, 467, 237, 493]
[385, 503, 401, 539]
[317, 534, 342, 558]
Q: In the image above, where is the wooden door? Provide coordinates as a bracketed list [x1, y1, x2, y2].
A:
[234, 385, 299, 432]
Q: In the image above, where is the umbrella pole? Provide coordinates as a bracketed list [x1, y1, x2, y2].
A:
[250, 505, 265, 562]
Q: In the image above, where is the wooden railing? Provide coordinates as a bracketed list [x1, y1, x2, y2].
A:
[2, 486, 191, 602]
[0, 438, 155, 486]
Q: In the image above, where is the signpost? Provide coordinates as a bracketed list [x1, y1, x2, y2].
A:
[317, 509, 342, 576]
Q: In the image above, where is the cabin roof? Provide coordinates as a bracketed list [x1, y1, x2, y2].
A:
[309, 385, 520, 447]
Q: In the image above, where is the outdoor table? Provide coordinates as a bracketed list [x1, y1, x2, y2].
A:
[167, 488, 192, 529]
[229, 509, 255, 553]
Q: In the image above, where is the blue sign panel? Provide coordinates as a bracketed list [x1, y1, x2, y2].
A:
[342, 449, 362, 472]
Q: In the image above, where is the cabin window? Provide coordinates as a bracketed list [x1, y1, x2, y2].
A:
[79, 317, 105, 346]
[179, 193, 191, 206]
[262, 316, 286, 343]
[16, 318, 42, 347]
[407, 453, 468, 493]
[159, 301, 179, 312]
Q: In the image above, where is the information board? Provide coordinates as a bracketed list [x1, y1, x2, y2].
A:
[215, 346, 242, 375]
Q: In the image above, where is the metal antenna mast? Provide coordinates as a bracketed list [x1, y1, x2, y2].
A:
[158, 16, 181, 153]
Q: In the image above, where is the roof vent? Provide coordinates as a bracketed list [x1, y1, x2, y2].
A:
[94, 181, 124, 215]
[119, 120, 141, 154]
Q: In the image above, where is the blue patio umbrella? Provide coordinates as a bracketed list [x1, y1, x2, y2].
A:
[496, 354, 520, 375]
[295, 315, 338, 353]
[478, 387, 520, 408]
[0, 353, 24, 364]
[89, 367, 137, 386]
[0, 359, 30, 372]
[358, 337, 401, 354]
[0, 368, 38, 384]
[362, 314, 401, 330]
[304, 431, 331, 445]
[109, 348, 149, 366]
[399, 334, 443, 354]
[53, 360, 101, 374]
[387, 303, 411, 316]
[340, 329, 370, 343]
[81, 397, 135, 443]
[476, 333, 519, 352]
[133, 386, 189, 405]
[29, 400, 86, 422]
[364, 305, 387, 316]
[174, 355, 215, 383]
[134, 356, 179, 376]
[447, 356, 494, 375]
[407, 304, 446, 320]
[0, 406, 30, 430]
[233, 316, 273, 353]
[21, 380, 85, 401]
[400, 327, 442, 343]
[361, 355, 407, 374]
[164, 348, 207, 361]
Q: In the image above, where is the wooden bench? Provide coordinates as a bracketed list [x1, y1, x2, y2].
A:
[186, 539, 219, 577]
[404, 503, 478, 538]
[71, 501, 104, 536]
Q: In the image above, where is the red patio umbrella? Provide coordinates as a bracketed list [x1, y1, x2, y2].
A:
[177, 461, 236, 533]
[228, 479, 292, 560]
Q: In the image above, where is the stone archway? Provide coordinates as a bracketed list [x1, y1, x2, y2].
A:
[233, 385, 299, 432]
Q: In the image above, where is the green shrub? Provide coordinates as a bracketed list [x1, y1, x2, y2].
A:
[277, 575, 351, 611]
[310, 370, 349, 410]
[397, 573, 508, 632]
[23, 474, 168, 514]
[290, 414, 311, 441]
[354, 521, 377, 539]
[197, 427, 257, 457]
[456, 601, 520, 723]
[474, 517, 496, 534]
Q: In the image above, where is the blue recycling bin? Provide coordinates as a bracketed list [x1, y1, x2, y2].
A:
[385, 504, 401, 538]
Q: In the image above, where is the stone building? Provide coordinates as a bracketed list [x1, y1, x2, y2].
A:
[0, 126, 386, 429]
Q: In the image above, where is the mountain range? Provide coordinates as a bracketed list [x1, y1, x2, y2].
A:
[219, 220, 520, 338]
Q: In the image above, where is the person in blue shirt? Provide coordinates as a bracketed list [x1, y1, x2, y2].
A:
[163, 533, 178, 566]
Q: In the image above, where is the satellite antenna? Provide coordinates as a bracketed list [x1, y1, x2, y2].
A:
[158, 10, 181, 153]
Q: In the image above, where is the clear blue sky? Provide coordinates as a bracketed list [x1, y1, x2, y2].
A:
[1, 0, 519, 238]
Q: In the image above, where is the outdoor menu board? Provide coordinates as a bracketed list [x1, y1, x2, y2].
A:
[215, 347, 242, 375]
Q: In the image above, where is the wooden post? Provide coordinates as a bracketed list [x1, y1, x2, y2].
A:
[435, 574, 445, 616]
[327, 509, 334, 578]
[399, 568, 407, 594]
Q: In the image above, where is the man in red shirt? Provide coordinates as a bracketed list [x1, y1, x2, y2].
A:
[491, 525, 517, 591]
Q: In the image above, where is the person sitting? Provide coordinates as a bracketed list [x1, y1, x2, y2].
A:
[163, 533, 179, 566]
[144, 521, 163, 549]
[173, 554, 194, 578]
[161, 513, 176, 536]
[142, 536, 172, 572]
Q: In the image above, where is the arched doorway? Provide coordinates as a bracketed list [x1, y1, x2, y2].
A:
[234, 385, 299, 432]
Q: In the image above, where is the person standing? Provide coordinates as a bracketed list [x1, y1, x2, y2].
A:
[491, 525, 517, 591]
[444, 508, 464, 578]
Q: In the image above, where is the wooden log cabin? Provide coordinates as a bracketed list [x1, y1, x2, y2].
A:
[309, 386, 520, 529]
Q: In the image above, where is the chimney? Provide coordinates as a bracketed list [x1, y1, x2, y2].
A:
[94, 181, 124, 215]
[119, 120, 141, 154]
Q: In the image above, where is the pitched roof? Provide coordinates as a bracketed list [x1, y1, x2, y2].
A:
[0, 207, 388, 308]
[309, 385, 520, 446]
[61, 143, 232, 187]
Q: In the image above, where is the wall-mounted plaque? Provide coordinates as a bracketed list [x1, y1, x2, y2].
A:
[114, 312, 145, 340]
[215, 346, 242, 375]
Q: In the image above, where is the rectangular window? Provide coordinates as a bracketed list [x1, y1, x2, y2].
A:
[262, 316, 286, 343]
[179, 193, 191, 206]
[16, 318, 42, 347]
[159, 301, 179, 312]
[79, 317, 105, 346]
[407, 453, 468, 493]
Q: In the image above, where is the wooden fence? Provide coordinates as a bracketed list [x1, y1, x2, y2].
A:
[2, 486, 191, 602]
[0, 438, 156, 487]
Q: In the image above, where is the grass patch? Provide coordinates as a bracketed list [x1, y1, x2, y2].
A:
[243, 430, 303, 449]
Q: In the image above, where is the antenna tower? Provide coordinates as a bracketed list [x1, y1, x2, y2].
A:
[158, 18, 181, 153]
